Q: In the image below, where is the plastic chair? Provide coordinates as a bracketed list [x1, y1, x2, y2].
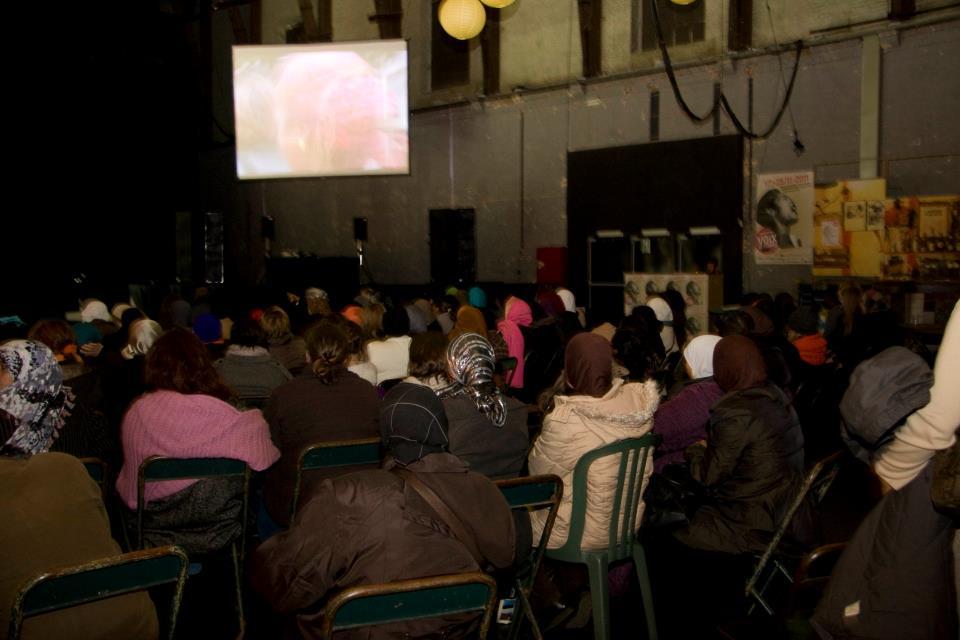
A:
[320, 571, 498, 640]
[137, 456, 251, 634]
[290, 437, 383, 521]
[496, 474, 563, 640]
[80, 457, 109, 500]
[545, 434, 661, 640]
[8, 545, 189, 640]
[744, 450, 844, 615]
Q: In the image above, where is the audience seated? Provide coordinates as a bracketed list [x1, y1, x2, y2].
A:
[787, 306, 828, 367]
[263, 320, 380, 528]
[260, 305, 307, 376]
[341, 318, 378, 386]
[249, 383, 515, 639]
[366, 305, 412, 384]
[448, 305, 509, 361]
[497, 296, 533, 391]
[115, 328, 279, 553]
[214, 316, 292, 400]
[404, 331, 453, 392]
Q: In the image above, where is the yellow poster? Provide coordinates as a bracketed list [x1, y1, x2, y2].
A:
[814, 179, 886, 276]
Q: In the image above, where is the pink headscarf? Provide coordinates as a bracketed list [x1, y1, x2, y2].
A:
[497, 297, 533, 389]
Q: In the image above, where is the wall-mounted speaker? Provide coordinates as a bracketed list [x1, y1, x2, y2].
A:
[354, 217, 368, 242]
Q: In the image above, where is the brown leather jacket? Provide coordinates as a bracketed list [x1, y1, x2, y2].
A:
[249, 452, 516, 639]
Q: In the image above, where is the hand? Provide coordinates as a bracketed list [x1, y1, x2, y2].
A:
[79, 342, 103, 358]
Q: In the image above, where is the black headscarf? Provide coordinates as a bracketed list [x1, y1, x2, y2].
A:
[380, 383, 449, 465]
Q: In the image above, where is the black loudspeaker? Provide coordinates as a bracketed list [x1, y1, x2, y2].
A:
[353, 217, 368, 242]
[261, 216, 275, 240]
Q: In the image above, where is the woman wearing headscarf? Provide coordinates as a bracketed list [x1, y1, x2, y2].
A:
[79, 298, 118, 338]
[249, 383, 515, 640]
[651, 334, 724, 471]
[497, 296, 533, 390]
[0, 340, 113, 461]
[644, 296, 678, 359]
[0, 341, 158, 639]
[439, 333, 530, 479]
[528, 332, 661, 550]
[102, 318, 163, 431]
[675, 335, 805, 554]
[468, 286, 487, 309]
[448, 305, 509, 361]
[365, 305, 412, 384]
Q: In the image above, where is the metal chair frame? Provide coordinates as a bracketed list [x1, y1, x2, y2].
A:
[8, 545, 189, 640]
[495, 474, 563, 640]
[545, 434, 661, 640]
[320, 571, 498, 640]
[290, 437, 383, 521]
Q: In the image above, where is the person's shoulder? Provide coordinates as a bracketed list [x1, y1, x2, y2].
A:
[13, 451, 88, 479]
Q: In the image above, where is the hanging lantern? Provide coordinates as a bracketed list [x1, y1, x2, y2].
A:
[480, 0, 516, 8]
[439, 0, 487, 41]
[670, 0, 698, 4]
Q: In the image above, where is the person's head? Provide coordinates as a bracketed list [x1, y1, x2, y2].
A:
[787, 307, 820, 340]
[340, 318, 366, 360]
[683, 334, 722, 379]
[360, 303, 386, 340]
[740, 305, 774, 337]
[713, 335, 767, 393]
[505, 296, 533, 326]
[0, 340, 72, 456]
[407, 332, 448, 381]
[382, 305, 410, 338]
[260, 305, 292, 341]
[448, 306, 488, 342]
[144, 328, 231, 400]
[564, 332, 614, 398]
[80, 299, 113, 324]
[468, 287, 487, 309]
[556, 288, 576, 314]
[380, 383, 449, 465]
[704, 257, 719, 274]
[716, 310, 755, 337]
[659, 289, 688, 347]
[27, 319, 79, 362]
[611, 328, 660, 381]
[229, 316, 268, 348]
[446, 332, 506, 427]
[304, 321, 350, 384]
[305, 288, 330, 316]
[125, 319, 163, 359]
[757, 189, 799, 234]
[192, 313, 223, 344]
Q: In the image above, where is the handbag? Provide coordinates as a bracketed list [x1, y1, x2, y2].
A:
[642, 463, 704, 529]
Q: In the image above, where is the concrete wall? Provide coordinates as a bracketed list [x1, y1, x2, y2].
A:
[217, 2, 960, 295]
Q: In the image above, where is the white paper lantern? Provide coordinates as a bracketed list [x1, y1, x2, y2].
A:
[439, 0, 487, 41]
[670, 0, 697, 4]
[480, 0, 516, 8]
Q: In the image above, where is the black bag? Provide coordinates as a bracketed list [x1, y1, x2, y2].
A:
[643, 464, 704, 529]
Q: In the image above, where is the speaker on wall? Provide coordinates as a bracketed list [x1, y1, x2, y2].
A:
[261, 216, 275, 240]
[354, 217, 368, 242]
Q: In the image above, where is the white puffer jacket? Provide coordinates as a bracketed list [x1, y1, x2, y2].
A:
[529, 379, 660, 551]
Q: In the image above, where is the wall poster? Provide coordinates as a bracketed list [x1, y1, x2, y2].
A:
[754, 171, 815, 265]
[623, 272, 709, 338]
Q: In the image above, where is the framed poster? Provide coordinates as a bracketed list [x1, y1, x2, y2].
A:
[755, 171, 814, 265]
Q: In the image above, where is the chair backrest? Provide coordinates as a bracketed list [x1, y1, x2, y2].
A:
[236, 395, 270, 410]
[550, 434, 661, 562]
[319, 571, 498, 640]
[744, 450, 844, 598]
[291, 438, 383, 521]
[136, 456, 251, 555]
[495, 475, 563, 586]
[80, 457, 109, 499]
[8, 545, 189, 640]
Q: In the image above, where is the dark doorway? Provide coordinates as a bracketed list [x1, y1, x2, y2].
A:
[430, 209, 476, 285]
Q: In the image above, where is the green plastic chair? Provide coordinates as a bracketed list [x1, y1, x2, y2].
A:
[544, 434, 661, 640]
[319, 571, 498, 640]
[8, 545, 190, 640]
[137, 456, 251, 635]
[496, 474, 564, 640]
[290, 437, 383, 521]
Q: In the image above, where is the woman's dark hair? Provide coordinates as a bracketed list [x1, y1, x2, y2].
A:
[612, 328, 660, 381]
[27, 319, 77, 355]
[408, 332, 448, 379]
[230, 316, 268, 348]
[382, 305, 410, 338]
[144, 328, 232, 400]
[659, 289, 687, 348]
[340, 318, 365, 357]
[716, 310, 755, 337]
[305, 321, 349, 384]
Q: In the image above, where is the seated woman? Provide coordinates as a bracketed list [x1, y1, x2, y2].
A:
[263, 320, 380, 528]
[651, 334, 724, 471]
[249, 383, 515, 639]
[115, 328, 280, 554]
[260, 306, 307, 376]
[447, 305, 509, 361]
[439, 332, 530, 479]
[214, 316, 292, 403]
[528, 332, 661, 551]
[497, 296, 533, 392]
[365, 306, 412, 384]
[403, 331, 454, 392]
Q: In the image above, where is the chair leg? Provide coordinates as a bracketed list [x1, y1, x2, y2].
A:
[231, 543, 245, 638]
[632, 544, 658, 640]
[585, 555, 611, 640]
[509, 582, 543, 640]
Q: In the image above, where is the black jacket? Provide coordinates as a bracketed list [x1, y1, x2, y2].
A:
[676, 382, 805, 554]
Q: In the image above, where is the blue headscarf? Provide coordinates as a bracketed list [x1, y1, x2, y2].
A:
[468, 287, 487, 309]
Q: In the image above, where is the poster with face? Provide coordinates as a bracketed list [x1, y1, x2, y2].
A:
[754, 172, 814, 264]
[623, 272, 710, 338]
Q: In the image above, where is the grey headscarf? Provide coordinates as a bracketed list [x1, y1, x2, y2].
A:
[0, 340, 74, 456]
[440, 332, 507, 428]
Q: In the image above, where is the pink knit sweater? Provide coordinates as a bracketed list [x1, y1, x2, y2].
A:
[116, 390, 280, 509]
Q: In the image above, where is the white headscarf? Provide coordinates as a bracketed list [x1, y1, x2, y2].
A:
[645, 297, 676, 355]
[683, 334, 722, 379]
[80, 299, 112, 324]
[556, 288, 576, 313]
[122, 319, 163, 360]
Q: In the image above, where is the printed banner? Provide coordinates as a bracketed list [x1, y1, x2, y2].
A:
[754, 172, 814, 265]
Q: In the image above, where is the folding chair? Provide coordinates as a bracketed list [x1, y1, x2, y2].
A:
[496, 474, 563, 640]
[80, 457, 109, 500]
[545, 434, 661, 640]
[137, 456, 251, 634]
[745, 451, 844, 615]
[290, 437, 383, 521]
[319, 571, 498, 640]
[8, 545, 189, 640]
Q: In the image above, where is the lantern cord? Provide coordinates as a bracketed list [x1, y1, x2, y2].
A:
[650, 0, 802, 140]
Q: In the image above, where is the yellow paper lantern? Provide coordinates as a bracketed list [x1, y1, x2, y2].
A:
[439, 0, 487, 41]
[480, 0, 516, 7]
[670, 0, 697, 4]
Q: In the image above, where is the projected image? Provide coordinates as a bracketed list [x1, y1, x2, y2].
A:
[233, 40, 409, 179]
